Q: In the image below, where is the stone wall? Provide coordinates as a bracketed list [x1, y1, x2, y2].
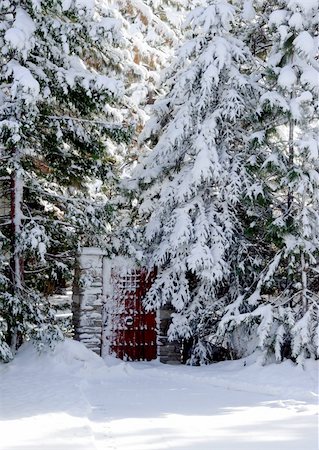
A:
[72, 247, 104, 355]
[157, 304, 182, 364]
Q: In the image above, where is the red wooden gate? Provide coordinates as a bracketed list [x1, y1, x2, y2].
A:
[107, 269, 157, 361]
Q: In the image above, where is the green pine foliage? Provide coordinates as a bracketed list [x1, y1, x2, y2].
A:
[134, 0, 318, 365]
[0, 0, 130, 360]
[134, 0, 262, 363]
[216, 0, 319, 364]
[0, 0, 317, 366]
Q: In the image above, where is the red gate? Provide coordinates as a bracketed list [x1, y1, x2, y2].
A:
[107, 269, 157, 361]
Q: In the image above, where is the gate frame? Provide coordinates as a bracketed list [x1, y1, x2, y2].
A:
[72, 247, 181, 363]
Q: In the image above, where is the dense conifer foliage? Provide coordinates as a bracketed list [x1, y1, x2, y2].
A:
[135, 0, 262, 362]
[136, 0, 318, 364]
[0, 0, 317, 364]
[0, 0, 129, 360]
[217, 0, 319, 364]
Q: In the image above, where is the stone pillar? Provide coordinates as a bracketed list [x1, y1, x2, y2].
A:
[158, 304, 182, 364]
[72, 247, 104, 354]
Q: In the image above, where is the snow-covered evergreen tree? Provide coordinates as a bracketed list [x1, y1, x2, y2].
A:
[0, 0, 130, 360]
[113, 0, 194, 155]
[217, 0, 319, 363]
[135, 0, 260, 362]
[111, 0, 200, 260]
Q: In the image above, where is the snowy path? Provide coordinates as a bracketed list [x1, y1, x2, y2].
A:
[0, 340, 318, 450]
[85, 365, 318, 450]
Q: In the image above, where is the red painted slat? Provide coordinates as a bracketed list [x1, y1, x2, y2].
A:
[108, 268, 157, 361]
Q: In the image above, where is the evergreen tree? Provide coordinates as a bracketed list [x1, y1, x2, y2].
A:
[0, 0, 130, 360]
[217, 0, 319, 363]
[135, 0, 259, 363]
[114, 0, 193, 150]
[112, 0, 197, 259]
[122, 0, 190, 90]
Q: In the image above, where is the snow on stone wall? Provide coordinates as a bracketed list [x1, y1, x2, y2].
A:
[72, 247, 104, 354]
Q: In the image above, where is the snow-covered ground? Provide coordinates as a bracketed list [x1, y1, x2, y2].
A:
[0, 340, 318, 450]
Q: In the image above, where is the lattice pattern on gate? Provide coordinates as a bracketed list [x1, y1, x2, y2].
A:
[108, 269, 157, 361]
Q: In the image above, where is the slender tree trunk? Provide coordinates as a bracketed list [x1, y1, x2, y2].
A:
[286, 112, 295, 294]
[287, 117, 294, 226]
[10, 165, 24, 352]
[300, 189, 308, 314]
[300, 251, 308, 314]
[287, 108, 307, 313]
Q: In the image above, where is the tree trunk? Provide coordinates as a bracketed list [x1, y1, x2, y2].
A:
[300, 251, 308, 314]
[287, 116, 294, 227]
[286, 112, 295, 294]
[10, 166, 24, 352]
